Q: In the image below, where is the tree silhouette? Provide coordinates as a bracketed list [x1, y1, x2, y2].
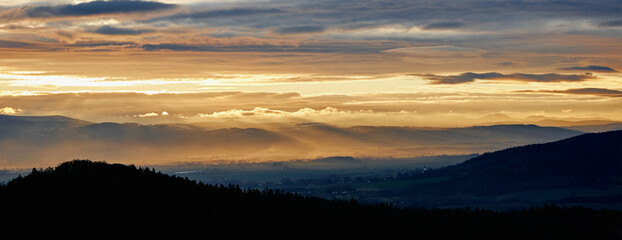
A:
[0, 159, 620, 238]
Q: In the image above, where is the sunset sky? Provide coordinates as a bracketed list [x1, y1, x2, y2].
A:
[0, 0, 621, 126]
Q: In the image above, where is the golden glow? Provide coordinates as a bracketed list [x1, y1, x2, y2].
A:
[0, 0, 622, 168]
[0, 0, 620, 167]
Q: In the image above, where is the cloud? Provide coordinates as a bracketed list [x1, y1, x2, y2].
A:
[198, 107, 274, 118]
[144, 8, 283, 22]
[596, 19, 622, 27]
[526, 88, 622, 97]
[197, 107, 372, 119]
[1, 91, 620, 128]
[415, 72, 596, 84]
[275, 25, 325, 34]
[0, 0, 619, 75]
[0, 106, 21, 115]
[558, 65, 618, 72]
[0, 39, 43, 49]
[135, 112, 159, 117]
[71, 41, 139, 48]
[422, 21, 464, 30]
[93, 25, 154, 35]
[497, 62, 515, 67]
[141, 44, 206, 51]
[1, 0, 176, 20]
[54, 30, 80, 43]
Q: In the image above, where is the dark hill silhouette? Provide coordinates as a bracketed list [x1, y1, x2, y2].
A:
[564, 122, 622, 133]
[403, 130, 622, 207]
[1, 160, 620, 237]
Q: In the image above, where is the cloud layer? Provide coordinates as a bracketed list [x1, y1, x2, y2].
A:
[0, 0, 620, 128]
[1, 0, 176, 20]
[1, 92, 620, 127]
[531, 88, 622, 98]
[415, 72, 596, 84]
[93, 25, 154, 35]
[558, 65, 618, 72]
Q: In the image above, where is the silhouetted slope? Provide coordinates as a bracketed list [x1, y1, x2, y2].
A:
[406, 130, 622, 206]
[1, 160, 620, 238]
[564, 123, 622, 133]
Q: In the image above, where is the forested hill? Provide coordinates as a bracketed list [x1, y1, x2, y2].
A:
[420, 130, 622, 195]
[1, 160, 620, 238]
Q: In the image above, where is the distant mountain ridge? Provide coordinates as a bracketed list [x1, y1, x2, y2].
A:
[0, 114, 90, 131]
[478, 114, 622, 130]
[0, 114, 587, 168]
[402, 130, 622, 208]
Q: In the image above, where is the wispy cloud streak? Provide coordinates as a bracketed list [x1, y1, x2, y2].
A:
[415, 72, 596, 84]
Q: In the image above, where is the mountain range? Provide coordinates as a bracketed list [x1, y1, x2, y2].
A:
[1, 114, 606, 168]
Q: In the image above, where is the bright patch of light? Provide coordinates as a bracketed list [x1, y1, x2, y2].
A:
[136, 112, 159, 117]
[0, 106, 22, 115]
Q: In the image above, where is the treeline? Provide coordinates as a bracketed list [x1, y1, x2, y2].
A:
[0, 160, 620, 238]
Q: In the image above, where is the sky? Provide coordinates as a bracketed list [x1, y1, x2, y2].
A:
[0, 0, 621, 126]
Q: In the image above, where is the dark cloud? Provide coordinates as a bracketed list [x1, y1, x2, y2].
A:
[142, 43, 205, 51]
[71, 41, 138, 47]
[209, 32, 239, 38]
[415, 72, 596, 84]
[551, 88, 622, 97]
[275, 25, 325, 34]
[93, 26, 154, 35]
[422, 22, 464, 30]
[144, 8, 283, 22]
[126, 0, 621, 37]
[522, 88, 622, 97]
[597, 19, 622, 27]
[5, 0, 176, 19]
[558, 65, 618, 72]
[56, 30, 78, 39]
[497, 62, 515, 67]
[0, 39, 41, 49]
[468, 0, 622, 17]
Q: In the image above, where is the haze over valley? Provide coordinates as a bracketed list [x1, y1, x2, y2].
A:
[1, 114, 608, 168]
[0, 0, 621, 235]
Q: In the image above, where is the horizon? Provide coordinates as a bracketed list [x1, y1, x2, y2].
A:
[2, 112, 621, 127]
[0, 112, 613, 168]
